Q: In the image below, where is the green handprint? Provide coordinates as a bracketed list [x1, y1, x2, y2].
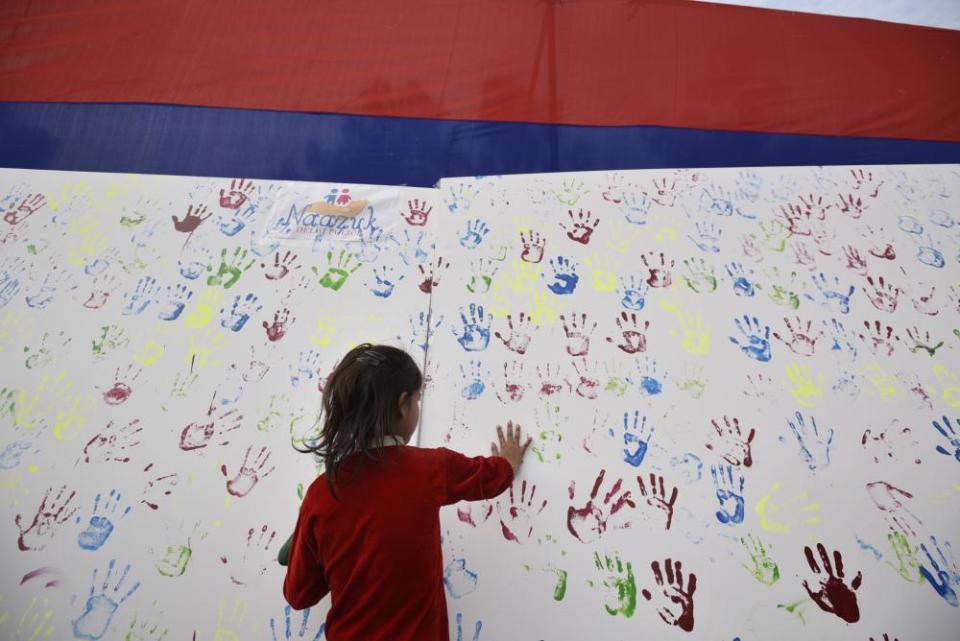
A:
[765, 267, 801, 309]
[207, 247, 255, 289]
[741, 534, 780, 585]
[91, 324, 130, 357]
[682, 258, 717, 294]
[551, 567, 568, 601]
[0, 386, 17, 421]
[466, 258, 498, 294]
[886, 531, 921, 582]
[124, 602, 169, 641]
[313, 249, 360, 291]
[593, 552, 637, 617]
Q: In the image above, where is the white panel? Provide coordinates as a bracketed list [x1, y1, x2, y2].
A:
[424, 165, 960, 640]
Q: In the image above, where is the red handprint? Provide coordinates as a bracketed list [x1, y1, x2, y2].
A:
[418, 256, 450, 293]
[862, 275, 900, 313]
[837, 193, 865, 218]
[562, 209, 600, 244]
[15, 485, 79, 551]
[536, 363, 564, 397]
[566, 469, 635, 543]
[78, 418, 143, 464]
[262, 308, 294, 342]
[843, 245, 867, 275]
[221, 446, 275, 498]
[641, 558, 697, 632]
[3, 193, 46, 225]
[171, 204, 212, 233]
[494, 313, 533, 354]
[260, 250, 301, 280]
[859, 320, 900, 356]
[705, 415, 755, 467]
[606, 312, 649, 354]
[801, 543, 862, 623]
[772, 316, 823, 356]
[219, 178, 255, 209]
[520, 230, 546, 264]
[497, 480, 548, 543]
[641, 252, 674, 288]
[179, 405, 242, 451]
[636, 473, 678, 530]
[404, 199, 433, 226]
[561, 313, 596, 356]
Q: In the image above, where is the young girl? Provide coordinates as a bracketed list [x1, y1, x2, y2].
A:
[281, 343, 531, 640]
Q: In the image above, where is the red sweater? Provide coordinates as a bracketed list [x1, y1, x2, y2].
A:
[283, 445, 514, 641]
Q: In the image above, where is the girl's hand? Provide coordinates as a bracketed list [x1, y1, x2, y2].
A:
[491, 421, 532, 474]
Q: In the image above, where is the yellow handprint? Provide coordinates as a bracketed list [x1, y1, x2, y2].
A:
[784, 362, 823, 407]
[213, 599, 248, 641]
[14, 595, 54, 640]
[501, 259, 540, 293]
[932, 364, 960, 408]
[861, 361, 898, 399]
[755, 481, 822, 534]
[183, 287, 222, 329]
[672, 310, 710, 355]
[529, 290, 563, 327]
[309, 316, 337, 348]
[184, 328, 224, 371]
[583, 254, 617, 293]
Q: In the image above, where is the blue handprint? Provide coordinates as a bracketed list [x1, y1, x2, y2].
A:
[671, 452, 703, 483]
[78, 490, 131, 551]
[919, 536, 959, 607]
[72, 559, 141, 640]
[689, 221, 723, 253]
[621, 190, 652, 225]
[0, 440, 33, 470]
[459, 219, 489, 249]
[932, 416, 960, 461]
[729, 315, 772, 362]
[547, 256, 580, 295]
[369, 264, 403, 298]
[444, 555, 479, 598]
[916, 236, 945, 268]
[460, 361, 487, 400]
[178, 259, 206, 280]
[220, 292, 262, 332]
[454, 304, 491, 352]
[633, 359, 666, 395]
[0, 273, 21, 308]
[121, 276, 157, 315]
[269, 604, 326, 641]
[617, 275, 648, 311]
[220, 206, 257, 237]
[455, 612, 482, 641]
[613, 410, 655, 467]
[158, 283, 193, 321]
[898, 215, 923, 234]
[807, 272, 855, 314]
[711, 465, 745, 525]
[782, 411, 835, 471]
[408, 311, 442, 353]
[725, 262, 758, 297]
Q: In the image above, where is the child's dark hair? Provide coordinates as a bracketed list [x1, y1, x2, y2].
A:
[295, 343, 423, 498]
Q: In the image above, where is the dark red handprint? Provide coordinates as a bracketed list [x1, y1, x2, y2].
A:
[15, 485, 79, 551]
[221, 446, 275, 498]
[498, 480, 548, 543]
[494, 313, 533, 354]
[404, 199, 433, 226]
[171, 204, 212, 233]
[520, 230, 546, 264]
[3, 193, 46, 225]
[705, 415, 755, 467]
[563, 209, 599, 244]
[641, 558, 697, 632]
[862, 275, 900, 313]
[636, 473, 678, 530]
[606, 312, 649, 354]
[801, 543, 862, 623]
[78, 418, 143, 464]
[260, 250, 301, 280]
[262, 308, 294, 342]
[561, 313, 596, 357]
[418, 256, 450, 293]
[641, 252, 674, 288]
[566, 469, 635, 543]
[219, 178, 255, 209]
